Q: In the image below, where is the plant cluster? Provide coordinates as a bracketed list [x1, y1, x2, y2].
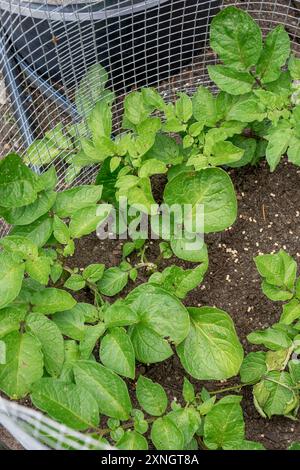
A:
[0, 6, 300, 450]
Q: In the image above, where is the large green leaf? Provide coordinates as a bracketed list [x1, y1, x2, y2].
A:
[31, 288, 76, 314]
[125, 284, 190, 345]
[144, 134, 181, 165]
[280, 299, 300, 325]
[151, 417, 184, 450]
[210, 6, 262, 70]
[31, 378, 99, 430]
[97, 267, 129, 297]
[10, 214, 53, 248]
[117, 431, 148, 450]
[164, 167, 237, 233]
[204, 396, 245, 450]
[167, 408, 201, 447]
[128, 324, 173, 364]
[69, 204, 110, 239]
[240, 352, 267, 384]
[52, 305, 86, 340]
[136, 376, 168, 416]
[253, 371, 298, 418]
[177, 307, 243, 380]
[54, 185, 103, 218]
[27, 313, 64, 377]
[103, 302, 139, 328]
[99, 327, 135, 379]
[1, 190, 56, 226]
[0, 253, 25, 310]
[254, 250, 297, 290]
[207, 65, 254, 95]
[0, 236, 38, 260]
[75, 63, 109, 117]
[192, 86, 217, 126]
[257, 25, 291, 84]
[0, 331, 43, 399]
[0, 306, 26, 339]
[247, 326, 292, 351]
[79, 322, 105, 360]
[265, 121, 292, 171]
[0, 154, 39, 208]
[74, 360, 132, 420]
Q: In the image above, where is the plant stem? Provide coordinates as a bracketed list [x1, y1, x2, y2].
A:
[209, 383, 247, 395]
[97, 417, 156, 437]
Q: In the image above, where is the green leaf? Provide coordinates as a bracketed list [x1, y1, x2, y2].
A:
[96, 157, 123, 204]
[38, 166, 57, 191]
[79, 322, 105, 360]
[31, 288, 76, 314]
[210, 6, 262, 70]
[177, 307, 244, 380]
[257, 25, 290, 84]
[204, 395, 245, 450]
[287, 134, 300, 166]
[0, 154, 39, 208]
[183, 377, 195, 403]
[26, 312, 64, 377]
[288, 442, 300, 450]
[262, 281, 293, 302]
[126, 284, 190, 346]
[0, 306, 25, 339]
[254, 250, 297, 289]
[97, 267, 128, 297]
[0, 236, 38, 261]
[141, 87, 166, 111]
[208, 65, 254, 95]
[53, 215, 70, 245]
[138, 159, 167, 178]
[247, 327, 292, 351]
[10, 215, 53, 248]
[100, 327, 135, 379]
[0, 331, 43, 399]
[253, 371, 298, 418]
[1, 190, 56, 226]
[175, 93, 192, 122]
[82, 264, 105, 283]
[88, 101, 112, 140]
[31, 378, 99, 430]
[75, 63, 109, 117]
[144, 134, 182, 165]
[151, 417, 184, 450]
[54, 185, 103, 218]
[170, 237, 208, 263]
[164, 167, 237, 234]
[64, 274, 86, 292]
[280, 299, 300, 325]
[226, 94, 266, 123]
[74, 360, 132, 420]
[129, 324, 173, 364]
[210, 140, 244, 166]
[69, 204, 110, 239]
[52, 305, 86, 341]
[103, 301, 139, 328]
[26, 255, 52, 285]
[240, 352, 267, 384]
[226, 136, 257, 168]
[24, 138, 61, 166]
[289, 55, 300, 80]
[124, 91, 149, 125]
[0, 253, 25, 310]
[117, 431, 148, 450]
[167, 408, 201, 447]
[266, 121, 293, 171]
[136, 376, 167, 416]
[289, 359, 300, 384]
[192, 86, 217, 126]
[266, 348, 292, 372]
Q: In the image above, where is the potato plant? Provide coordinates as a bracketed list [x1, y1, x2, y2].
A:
[0, 6, 300, 451]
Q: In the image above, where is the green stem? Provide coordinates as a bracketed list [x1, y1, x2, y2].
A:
[96, 417, 156, 437]
[209, 383, 247, 395]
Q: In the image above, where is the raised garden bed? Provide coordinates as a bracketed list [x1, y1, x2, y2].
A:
[1, 5, 300, 451]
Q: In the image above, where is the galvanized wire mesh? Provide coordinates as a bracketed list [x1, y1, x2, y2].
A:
[0, 0, 300, 449]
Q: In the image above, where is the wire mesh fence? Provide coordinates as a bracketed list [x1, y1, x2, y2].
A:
[0, 0, 299, 449]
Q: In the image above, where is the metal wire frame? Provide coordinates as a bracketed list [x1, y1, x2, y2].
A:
[0, 0, 300, 448]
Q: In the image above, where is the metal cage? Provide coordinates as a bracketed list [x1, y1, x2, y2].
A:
[0, 0, 300, 450]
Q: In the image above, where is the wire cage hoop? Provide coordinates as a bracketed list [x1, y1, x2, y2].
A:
[0, 0, 300, 449]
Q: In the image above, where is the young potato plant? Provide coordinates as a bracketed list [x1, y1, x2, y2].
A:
[24, 7, 300, 264]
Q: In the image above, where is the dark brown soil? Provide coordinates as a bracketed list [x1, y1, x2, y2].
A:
[68, 159, 300, 450]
